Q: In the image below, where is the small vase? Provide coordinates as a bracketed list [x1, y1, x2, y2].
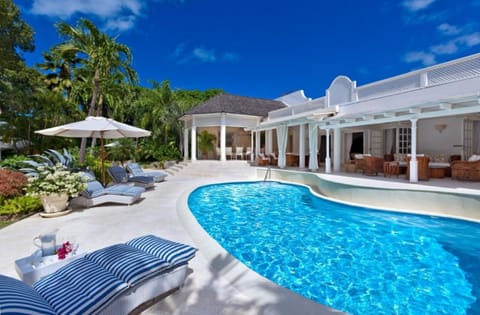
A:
[40, 194, 69, 213]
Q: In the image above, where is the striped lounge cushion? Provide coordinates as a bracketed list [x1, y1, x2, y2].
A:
[85, 244, 170, 286]
[0, 275, 56, 314]
[126, 235, 197, 266]
[33, 258, 128, 315]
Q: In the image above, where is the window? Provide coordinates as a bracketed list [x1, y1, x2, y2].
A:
[398, 128, 411, 154]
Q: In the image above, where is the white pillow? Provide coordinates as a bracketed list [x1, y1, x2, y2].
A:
[468, 154, 480, 162]
[354, 154, 363, 159]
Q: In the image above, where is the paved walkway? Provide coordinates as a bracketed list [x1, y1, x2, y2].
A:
[1, 160, 478, 314]
[1, 161, 318, 315]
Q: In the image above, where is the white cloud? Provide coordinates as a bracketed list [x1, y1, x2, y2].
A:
[404, 51, 436, 66]
[431, 41, 458, 54]
[171, 44, 240, 64]
[29, 0, 144, 31]
[402, 0, 436, 11]
[458, 32, 480, 47]
[192, 48, 216, 63]
[437, 23, 461, 36]
[104, 15, 137, 31]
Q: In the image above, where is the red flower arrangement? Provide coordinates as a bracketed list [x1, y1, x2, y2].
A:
[57, 241, 73, 260]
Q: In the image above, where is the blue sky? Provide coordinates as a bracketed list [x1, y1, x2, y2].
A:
[14, 0, 480, 100]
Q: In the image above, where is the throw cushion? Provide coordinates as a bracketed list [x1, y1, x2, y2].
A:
[0, 275, 56, 314]
[85, 244, 170, 286]
[468, 154, 480, 162]
[126, 235, 197, 266]
[33, 258, 128, 315]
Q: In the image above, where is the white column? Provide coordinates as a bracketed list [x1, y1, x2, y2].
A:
[183, 128, 189, 161]
[333, 128, 341, 172]
[409, 119, 418, 183]
[191, 122, 197, 161]
[255, 130, 261, 160]
[220, 113, 226, 161]
[250, 131, 254, 162]
[325, 128, 331, 173]
[265, 130, 272, 154]
[299, 124, 305, 168]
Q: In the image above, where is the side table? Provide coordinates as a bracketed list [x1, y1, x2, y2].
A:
[15, 247, 84, 285]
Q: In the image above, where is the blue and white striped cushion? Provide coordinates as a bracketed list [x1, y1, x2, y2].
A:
[33, 258, 128, 315]
[85, 244, 170, 286]
[0, 275, 56, 315]
[126, 235, 197, 266]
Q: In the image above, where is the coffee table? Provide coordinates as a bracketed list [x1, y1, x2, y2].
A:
[15, 246, 84, 285]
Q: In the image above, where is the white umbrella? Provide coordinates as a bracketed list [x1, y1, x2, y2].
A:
[35, 116, 151, 184]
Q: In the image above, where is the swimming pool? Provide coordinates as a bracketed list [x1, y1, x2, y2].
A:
[188, 181, 480, 315]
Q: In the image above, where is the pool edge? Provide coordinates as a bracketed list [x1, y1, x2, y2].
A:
[176, 185, 345, 315]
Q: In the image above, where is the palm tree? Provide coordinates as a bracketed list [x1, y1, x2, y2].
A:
[53, 18, 137, 163]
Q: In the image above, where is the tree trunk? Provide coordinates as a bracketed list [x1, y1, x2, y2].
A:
[79, 69, 100, 163]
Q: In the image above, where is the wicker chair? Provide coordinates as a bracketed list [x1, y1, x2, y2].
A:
[363, 156, 384, 176]
[405, 156, 430, 181]
[451, 159, 480, 181]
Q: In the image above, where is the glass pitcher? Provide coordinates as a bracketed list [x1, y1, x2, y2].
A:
[33, 230, 58, 257]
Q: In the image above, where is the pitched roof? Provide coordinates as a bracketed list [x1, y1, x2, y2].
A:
[183, 93, 286, 117]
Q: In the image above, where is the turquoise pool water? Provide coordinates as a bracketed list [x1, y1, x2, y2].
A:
[188, 181, 480, 315]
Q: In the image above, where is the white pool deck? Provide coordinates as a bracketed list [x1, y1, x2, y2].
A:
[0, 161, 478, 314]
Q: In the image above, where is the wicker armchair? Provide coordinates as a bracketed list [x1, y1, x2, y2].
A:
[405, 156, 430, 181]
[363, 156, 384, 176]
[451, 160, 480, 181]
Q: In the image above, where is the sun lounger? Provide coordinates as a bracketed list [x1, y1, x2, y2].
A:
[70, 180, 145, 208]
[0, 235, 197, 315]
[108, 165, 155, 189]
[126, 162, 168, 182]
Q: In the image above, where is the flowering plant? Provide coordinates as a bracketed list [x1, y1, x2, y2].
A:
[57, 241, 74, 260]
[26, 164, 87, 198]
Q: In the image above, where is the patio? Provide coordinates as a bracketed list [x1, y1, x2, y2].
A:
[0, 161, 478, 314]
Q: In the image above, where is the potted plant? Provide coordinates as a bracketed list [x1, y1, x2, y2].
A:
[198, 130, 216, 159]
[26, 164, 87, 213]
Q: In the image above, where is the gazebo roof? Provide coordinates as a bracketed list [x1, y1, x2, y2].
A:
[183, 93, 286, 117]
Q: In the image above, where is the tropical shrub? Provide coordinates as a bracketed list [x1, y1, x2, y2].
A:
[0, 169, 28, 198]
[26, 164, 87, 198]
[0, 155, 29, 170]
[0, 195, 42, 218]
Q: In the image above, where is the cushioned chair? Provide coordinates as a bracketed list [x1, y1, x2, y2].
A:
[70, 180, 145, 208]
[257, 153, 270, 166]
[451, 159, 480, 181]
[0, 235, 197, 315]
[406, 156, 431, 181]
[269, 153, 278, 166]
[108, 165, 155, 189]
[363, 156, 384, 176]
[126, 162, 168, 182]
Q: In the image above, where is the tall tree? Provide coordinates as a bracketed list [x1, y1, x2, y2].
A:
[53, 18, 137, 163]
[0, 0, 34, 72]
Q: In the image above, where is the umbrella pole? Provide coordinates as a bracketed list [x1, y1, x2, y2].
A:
[101, 136, 106, 185]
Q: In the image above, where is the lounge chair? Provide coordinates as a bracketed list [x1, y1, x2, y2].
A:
[108, 165, 155, 189]
[0, 235, 197, 315]
[126, 162, 168, 182]
[70, 180, 145, 208]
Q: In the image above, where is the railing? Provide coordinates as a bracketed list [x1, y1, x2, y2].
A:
[263, 167, 272, 181]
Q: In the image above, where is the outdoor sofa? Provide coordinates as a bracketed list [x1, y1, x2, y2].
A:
[0, 235, 197, 315]
[70, 180, 145, 208]
[451, 157, 480, 181]
[126, 162, 168, 182]
[107, 165, 155, 189]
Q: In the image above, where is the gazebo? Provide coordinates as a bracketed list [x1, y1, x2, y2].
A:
[179, 93, 286, 161]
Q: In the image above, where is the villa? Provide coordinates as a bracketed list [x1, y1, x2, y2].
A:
[181, 53, 480, 183]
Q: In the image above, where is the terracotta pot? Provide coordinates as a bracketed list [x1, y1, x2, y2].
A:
[40, 194, 69, 213]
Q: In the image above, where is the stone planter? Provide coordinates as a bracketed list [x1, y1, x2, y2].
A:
[40, 194, 69, 213]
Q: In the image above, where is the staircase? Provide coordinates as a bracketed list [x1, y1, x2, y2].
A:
[164, 160, 257, 180]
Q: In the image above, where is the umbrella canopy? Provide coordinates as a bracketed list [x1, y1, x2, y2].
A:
[35, 116, 151, 139]
[35, 116, 151, 184]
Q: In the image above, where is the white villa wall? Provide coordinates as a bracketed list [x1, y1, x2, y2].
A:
[418, 117, 463, 158]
